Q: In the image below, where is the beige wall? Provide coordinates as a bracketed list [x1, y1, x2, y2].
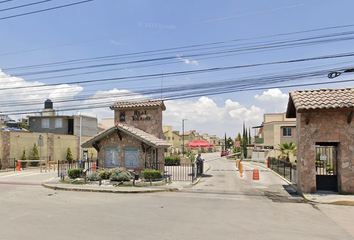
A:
[101, 118, 114, 128]
[0, 130, 96, 169]
[261, 112, 296, 157]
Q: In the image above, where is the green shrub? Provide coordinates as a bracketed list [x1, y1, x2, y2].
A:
[30, 143, 39, 167]
[20, 147, 27, 168]
[326, 164, 334, 172]
[87, 168, 111, 180]
[68, 168, 84, 179]
[87, 171, 100, 181]
[110, 168, 133, 181]
[142, 169, 163, 180]
[165, 156, 181, 166]
[97, 168, 111, 180]
[66, 147, 73, 162]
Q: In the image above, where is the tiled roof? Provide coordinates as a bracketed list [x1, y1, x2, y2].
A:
[110, 100, 166, 110]
[286, 88, 354, 117]
[82, 123, 171, 148]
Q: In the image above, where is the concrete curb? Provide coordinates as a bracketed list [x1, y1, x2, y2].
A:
[251, 162, 354, 206]
[41, 182, 179, 194]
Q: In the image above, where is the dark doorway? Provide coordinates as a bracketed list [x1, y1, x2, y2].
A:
[68, 119, 74, 135]
[315, 143, 338, 191]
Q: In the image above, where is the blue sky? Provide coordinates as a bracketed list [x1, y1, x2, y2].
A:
[1, 0, 354, 138]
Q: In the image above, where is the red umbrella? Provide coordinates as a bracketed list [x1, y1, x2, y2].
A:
[187, 139, 214, 147]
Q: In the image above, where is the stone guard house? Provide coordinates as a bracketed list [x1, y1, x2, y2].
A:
[82, 100, 170, 172]
[286, 88, 354, 194]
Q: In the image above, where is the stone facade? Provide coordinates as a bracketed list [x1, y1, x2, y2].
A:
[296, 111, 354, 193]
[114, 108, 163, 139]
[96, 130, 163, 173]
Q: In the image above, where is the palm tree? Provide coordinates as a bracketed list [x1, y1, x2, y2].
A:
[276, 142, 297, 162]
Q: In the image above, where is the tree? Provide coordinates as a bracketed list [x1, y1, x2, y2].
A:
[248, 128, 251, 144]
[242, 123, 247, 158]
[66, 147, 74, 162]
[227, 137, 233, 151]
[276, 142, 297, 162]
[30, 143, 40, 166]
[233, 133, 242, 155]
[20, 147, 27, 168]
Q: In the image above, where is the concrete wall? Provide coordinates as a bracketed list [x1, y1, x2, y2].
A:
[73, 115, 98, 136]
[297, 111, 354, 194]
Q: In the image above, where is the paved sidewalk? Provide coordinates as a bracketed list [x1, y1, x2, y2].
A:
[251, 161, 354, 206]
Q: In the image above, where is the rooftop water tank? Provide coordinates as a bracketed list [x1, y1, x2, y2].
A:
[44, 99, 53, 109]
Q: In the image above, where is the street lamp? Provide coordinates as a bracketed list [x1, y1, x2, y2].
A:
[182, 119, 187, 156]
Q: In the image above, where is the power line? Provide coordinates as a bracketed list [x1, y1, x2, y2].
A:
[2, 51, 354, 92]
[0, 62, 352, 114]
[0, 52, 354, 94]
[0, 0, 53, 13]
[0, 3, 350, 57]
[0, 0, 14, 3]
[3, 29, 354, 82]
[0, 0, 95, 21]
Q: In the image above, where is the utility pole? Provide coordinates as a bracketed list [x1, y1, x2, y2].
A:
[182, 119, 187, 156]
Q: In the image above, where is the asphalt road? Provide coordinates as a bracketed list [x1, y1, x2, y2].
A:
[0, 153, 353, 240]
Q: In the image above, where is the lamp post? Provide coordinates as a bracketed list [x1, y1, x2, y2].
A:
[182, 119, 187, 156]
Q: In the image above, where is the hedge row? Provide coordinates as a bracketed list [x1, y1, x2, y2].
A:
[68, 168, 84, 179]
[165, 156, 181, 166]
[142, 169, 162, 180]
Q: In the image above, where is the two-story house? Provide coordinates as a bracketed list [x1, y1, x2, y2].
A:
[253, 113, 296, 161]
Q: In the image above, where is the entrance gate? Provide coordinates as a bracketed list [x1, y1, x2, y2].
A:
[315, 145, 338, 191]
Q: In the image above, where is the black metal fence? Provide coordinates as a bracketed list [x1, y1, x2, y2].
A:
[56, 159, 203, 183]
[58, 158, 98, 178]
[268, 157, 297, 184]
[147, 161, 204, 182]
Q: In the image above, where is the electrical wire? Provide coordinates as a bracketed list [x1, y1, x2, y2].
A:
[0, 0, 94, 21]
[0, 0, 53, 13]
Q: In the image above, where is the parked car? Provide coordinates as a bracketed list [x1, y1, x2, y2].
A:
[221, 150, 229, 157]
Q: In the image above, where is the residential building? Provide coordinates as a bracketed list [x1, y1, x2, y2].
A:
[28, 100, 98, 137]
[253, 113, 296, 161]
[162, 126, 182, 155]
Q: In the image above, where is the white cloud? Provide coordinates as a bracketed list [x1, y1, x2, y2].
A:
[0, 70, 83, 119]
[164, 97, 264, 138]
[176, 55, 198, 65]
[254, 88, 288, 113]
[81, 88, 152, 122]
